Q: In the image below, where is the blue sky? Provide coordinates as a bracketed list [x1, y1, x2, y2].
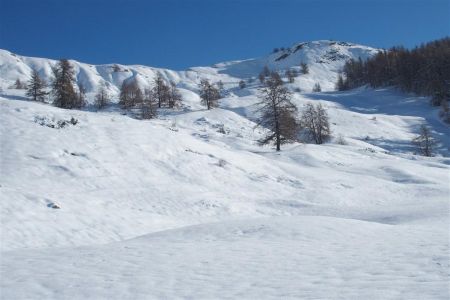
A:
[0, 0, 448, 70]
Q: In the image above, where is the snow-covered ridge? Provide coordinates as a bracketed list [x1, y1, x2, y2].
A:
[0, 40, 379, 99]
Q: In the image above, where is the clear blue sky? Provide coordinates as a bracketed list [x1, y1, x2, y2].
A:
[1, 0, 449, 70]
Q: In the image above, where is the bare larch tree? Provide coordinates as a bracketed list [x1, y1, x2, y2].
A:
[300, 102, 330, 144]
[94, 83, 110, 109]
[199, 79, 221, 110]
[257, 72, 299, 151]
[412, 125, 436, 157]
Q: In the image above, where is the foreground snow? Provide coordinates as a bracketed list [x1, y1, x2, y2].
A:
[2, 217, 448, 299]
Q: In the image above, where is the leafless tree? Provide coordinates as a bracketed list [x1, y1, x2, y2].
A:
[258, 72, 265, 84]
[300, 103, 330, 144]
[14, 79, 26, 89]
[217, 80, 224, 96]
[412, 125, 436, 157]
[94, 83, 110, 109]
[167, 81, 182, 108]
[257, 72, 299, 151]
[312, 83, 322, 92]
[152, 72, 169, 108]
[119, 80, 142, 109]
[77, 82, 87, 107]
[300, 62, 309, 74]
[285, 69, 295, 83]
[199, 79, 221, 110]
[141, 88, 158, 119]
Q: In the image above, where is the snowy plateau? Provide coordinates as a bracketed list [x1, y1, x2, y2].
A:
[0, 41, 449, 299]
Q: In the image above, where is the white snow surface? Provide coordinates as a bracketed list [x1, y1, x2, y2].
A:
[0, 41, 449, 299]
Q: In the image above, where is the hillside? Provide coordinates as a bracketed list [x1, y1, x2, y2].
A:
[0, 40, 379, 99]
[0, 41, 449, 299]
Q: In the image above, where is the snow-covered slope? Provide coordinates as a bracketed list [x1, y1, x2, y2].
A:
[0, 41, 449, 299]
[0, 40, 378, 98]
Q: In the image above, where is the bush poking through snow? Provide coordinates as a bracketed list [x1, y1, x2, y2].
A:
[217, 159, 227, 168]
[312, 83, 322, 92]
[47, 202, 61, 209]
[412, 125, 436, 157]
[336, 134, 347, 145]
[34, 116, 78, 129]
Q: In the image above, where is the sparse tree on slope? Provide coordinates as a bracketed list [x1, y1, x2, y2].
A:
[168, 81, 182, 108]
[141, 88, 157, 119]
[301, 62, 309, 74]
[412, 125, 436, 157]
[152, 72, 169, 108]
[51, 59, 83, 109]
[312, 83, 322, 92]
[300, 103, 330, 144]
[257, 72, 299, 151]
[217, 80, 225, 96]
[335, 74, 349, 91]
[26, 69, 47, 102]
[286, 69, 295, 83]
[199, 79, 221, 110]
[119, 80, 142, 109]
[14, 79, 26, 89]
[77, 82, 87, 107]
[94, 83, 110, 109]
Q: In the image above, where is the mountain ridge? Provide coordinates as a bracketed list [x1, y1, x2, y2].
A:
[0, 40, 379, 101]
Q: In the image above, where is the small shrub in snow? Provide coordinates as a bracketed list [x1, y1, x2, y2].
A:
[336, 134, 347, 145]
[47, 202, 61, 209]
[217, 159, 227, 168]
[34, 116, 78, 129]
[312, 83, 322, 92]
[215, 124, 227, 134]
[239, 80, 246, 89]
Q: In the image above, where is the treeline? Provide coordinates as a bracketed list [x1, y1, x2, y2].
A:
[337, 37, 450, 107]
[23, 59, 185, 119]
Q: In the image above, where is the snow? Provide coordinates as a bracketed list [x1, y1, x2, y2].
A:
[0, 41, 449, 299]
